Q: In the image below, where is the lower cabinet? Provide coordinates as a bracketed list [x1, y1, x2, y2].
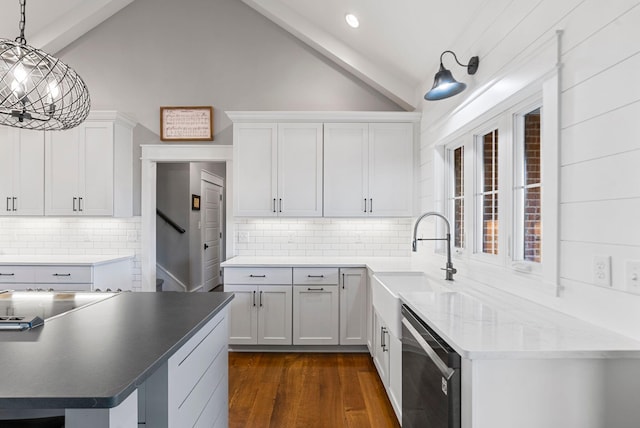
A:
[339, 268, 368, 345]
[372, 309, 402, 422]
[226, 284, 292, 345]
[293, 284, 339, 345]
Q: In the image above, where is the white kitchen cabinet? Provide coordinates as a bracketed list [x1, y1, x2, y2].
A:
[373, 310, 391, 387]
[45, 111, 135, 217]
[233, 122, 323, 217]
[324, 122, 413, 217]
[372, 307, 401, 423]
[0, 127, 45, 215]
[293, 285, 339, 345]
[339, 268, 368, 345]
[225, 284, 258, 344]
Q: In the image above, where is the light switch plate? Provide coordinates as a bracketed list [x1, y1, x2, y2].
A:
[238, 231, 249, 243]
[625, 260, 640, 294]
[593, 255, 611, 287]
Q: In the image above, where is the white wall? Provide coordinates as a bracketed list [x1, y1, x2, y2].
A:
[234, 218, 412, 257]
[417, 0, 640, 339]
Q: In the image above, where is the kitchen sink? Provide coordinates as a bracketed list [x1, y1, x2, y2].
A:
[372, 272, 447, 338]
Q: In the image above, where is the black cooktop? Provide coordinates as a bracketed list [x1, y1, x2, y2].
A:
[0, 291, 116, 330]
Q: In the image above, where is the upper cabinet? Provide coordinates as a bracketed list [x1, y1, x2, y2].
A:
[324, 122, 413, 217]
[228, 112, 419, 218]
[0, 128, 45, 216]
[45, 112, 136, 217]
[233, 122, 323, 217]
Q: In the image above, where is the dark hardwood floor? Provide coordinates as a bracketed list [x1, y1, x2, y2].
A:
[229, 352, 401, 428]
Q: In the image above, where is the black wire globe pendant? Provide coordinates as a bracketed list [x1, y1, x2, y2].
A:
[0, 1, 90, 131]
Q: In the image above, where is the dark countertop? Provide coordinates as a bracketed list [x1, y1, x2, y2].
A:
[0, 291, 233, 409]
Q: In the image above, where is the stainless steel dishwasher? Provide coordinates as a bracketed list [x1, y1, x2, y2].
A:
[402, 304, 461, 428]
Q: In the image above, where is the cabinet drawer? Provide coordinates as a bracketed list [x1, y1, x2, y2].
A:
[34, 266, 92, 283]
[0, 266, 36, 283]
[224, 267, 291, 285]
[293, 268, 339, 285]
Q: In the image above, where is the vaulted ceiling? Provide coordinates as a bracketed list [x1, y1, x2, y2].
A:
[0, 0, 491, 110]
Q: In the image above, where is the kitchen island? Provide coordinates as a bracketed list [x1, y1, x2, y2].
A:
[0, 291, 233, 427]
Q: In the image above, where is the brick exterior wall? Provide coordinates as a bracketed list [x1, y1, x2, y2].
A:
[524, 110, 541, 262]
[482, 130, 499, 255]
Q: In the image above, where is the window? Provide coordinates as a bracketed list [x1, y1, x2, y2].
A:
[476, 129, 499, 256]
[447, 146, 465, 248]
[515, 108, 542, 263]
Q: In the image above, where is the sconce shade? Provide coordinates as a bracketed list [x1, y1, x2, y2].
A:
[424, 52, 479, 101]
[424, 67, 467, 101]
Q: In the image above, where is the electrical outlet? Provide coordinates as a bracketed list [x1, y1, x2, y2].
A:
[625, 260, 640, 294]
[354, 232, 362, 244]
[238, 231, 249, 243]
[287, 231, 296, 243]
[593, 255, 611, 287]
[126, 230, 137, 242]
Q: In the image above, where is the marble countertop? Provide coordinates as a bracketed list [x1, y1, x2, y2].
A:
[223, 255, 640, 359]
[0, 254, 134, 266]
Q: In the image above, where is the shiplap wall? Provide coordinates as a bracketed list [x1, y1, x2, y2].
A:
[418, 0, 640, 339]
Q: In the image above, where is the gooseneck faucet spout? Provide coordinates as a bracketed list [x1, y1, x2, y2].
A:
[412, 212, 457, 281]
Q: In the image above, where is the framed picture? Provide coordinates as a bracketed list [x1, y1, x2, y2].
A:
[160, 106, 213, 141]
[191, 194, 201, 210]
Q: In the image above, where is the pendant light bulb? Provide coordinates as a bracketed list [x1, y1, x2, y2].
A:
[13, 63, 27, 83]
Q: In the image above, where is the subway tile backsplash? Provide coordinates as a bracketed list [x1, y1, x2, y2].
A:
[0, 217, 142, 290]
[234, 218, 412, 257]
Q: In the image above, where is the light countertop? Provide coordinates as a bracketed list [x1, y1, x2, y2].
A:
[0, 254, 134, 266]
[222, 255, 640, 359]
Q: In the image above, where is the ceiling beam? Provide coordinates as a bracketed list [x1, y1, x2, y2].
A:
[30, 0, 135, 54]
[242, 0, 417, 111]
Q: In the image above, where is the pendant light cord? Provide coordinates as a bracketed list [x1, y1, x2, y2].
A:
[15, 0, 27, 45]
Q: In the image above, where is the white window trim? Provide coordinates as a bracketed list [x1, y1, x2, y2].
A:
[445, 142, 465, 252]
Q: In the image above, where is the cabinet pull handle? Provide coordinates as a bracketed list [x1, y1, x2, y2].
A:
[273, 198, 276, 213]
[252, 290, 256, 307]
[249, 274, 266, 278]
[79, 197, 83, 212]
[307, 287, 324, 291]
[73, 197, 78, 211]
[279, 198, 282, 213]
[52, 273, 72, 277]
[369, 198, 373, 213]
[342, 273, 345, 289]
[12, 197, 16, 211]
[0, 273, 15, 276]
[381, 326, 388, 351]
[259, 290, 263, 307]
[6, 197, 10, 212]
[364, 198, 367, 213]
[307, 275, 324, 278]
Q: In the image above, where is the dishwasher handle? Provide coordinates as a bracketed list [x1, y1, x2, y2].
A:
[402, 317, 457, 380]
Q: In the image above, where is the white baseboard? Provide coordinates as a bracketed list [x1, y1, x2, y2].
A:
[155, 263, 187, 292]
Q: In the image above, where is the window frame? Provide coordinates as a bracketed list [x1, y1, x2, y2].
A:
[445, 142, 466, 251]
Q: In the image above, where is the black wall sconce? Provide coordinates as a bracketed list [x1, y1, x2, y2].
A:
[424, 51, 480, 101]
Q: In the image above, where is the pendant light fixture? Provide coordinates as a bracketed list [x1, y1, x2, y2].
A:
[424, 50, 479, 101]
[0, 0, 90, 130]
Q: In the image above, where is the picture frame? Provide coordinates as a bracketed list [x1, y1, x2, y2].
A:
[160, 106, 214, 141]
[191, 194, 201, 211]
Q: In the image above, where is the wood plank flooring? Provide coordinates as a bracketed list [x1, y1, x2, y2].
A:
[229, 352, 400, 428]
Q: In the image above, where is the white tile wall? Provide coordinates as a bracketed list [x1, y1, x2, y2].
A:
[233, 218, 412, 257]
[0, 217, 142, 290]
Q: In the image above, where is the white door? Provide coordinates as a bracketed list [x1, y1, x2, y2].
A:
[277, 123, 323, 217]
[368, 123, 413, 217]
[226, 284, 258, 345]
[339, 268, 367, 345]
[233, 123, 277, 216]
[45, 128, 81, 215]
[202, 179, 223, 291]
[293, 284, 339, 345]
[15, 129, 45, 215]
[81, 122, 114, 216]
[323, 123, 369, 216]
[0, 127, 16, 214]
[257, 285, 292, 345]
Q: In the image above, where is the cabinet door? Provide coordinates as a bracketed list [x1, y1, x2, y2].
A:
[45, 128, 81, 215]
[293, 284, 339, 345]
[368, 123, 413, 217]
[233, 123, 278, 216]
[225, 284, 258, 345]
[323, 123, 369, 216]
[257, 285, 292, 345]
[15, 129, 45, 215]
[277, 123, 323, 217]
[388, 331, 402, 421]
[0, 128, 16, 214]
[373, 311, 390, 387]
[339, 268, 367, 345]
[80, 122, 114, 216]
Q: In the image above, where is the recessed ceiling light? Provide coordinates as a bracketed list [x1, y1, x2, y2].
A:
[345, 14, 360, 28]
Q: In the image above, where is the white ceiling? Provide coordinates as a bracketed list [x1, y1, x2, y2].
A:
[0, 0, 490, 110]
